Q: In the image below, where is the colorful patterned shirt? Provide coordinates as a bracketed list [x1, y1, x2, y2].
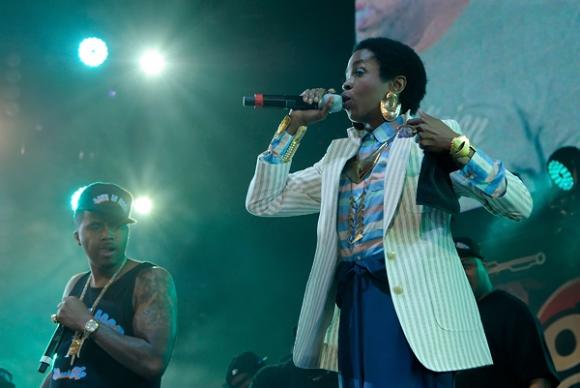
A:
[263, 118, 508, 262]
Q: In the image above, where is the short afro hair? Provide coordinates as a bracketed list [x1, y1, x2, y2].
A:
[353, 37, 427, 114]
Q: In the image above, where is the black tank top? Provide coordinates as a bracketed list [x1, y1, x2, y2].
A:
[49, 262, 161, 388]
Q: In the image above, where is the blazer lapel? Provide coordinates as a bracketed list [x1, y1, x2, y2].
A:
[321, 138, 359, 209]
[383, 135, 413, 233]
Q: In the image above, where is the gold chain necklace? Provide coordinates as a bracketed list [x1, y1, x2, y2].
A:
[343, 132, 397, 184]
[343, 141, 389, 184]
[348, 187, 367, 244]
[344, 133, 397, 244]
[66, 258, 128, 365]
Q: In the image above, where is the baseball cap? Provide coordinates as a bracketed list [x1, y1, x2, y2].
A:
[73, 182, 135, 224]
[454, 237, 484, 260]
[224, 352, 267, 388]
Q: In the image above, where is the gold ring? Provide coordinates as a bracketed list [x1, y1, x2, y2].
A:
[51, 314, 58, 323]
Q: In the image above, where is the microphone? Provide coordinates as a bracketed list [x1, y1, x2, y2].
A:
[242, 93, 343, 113]
[38, 324, 69, 373]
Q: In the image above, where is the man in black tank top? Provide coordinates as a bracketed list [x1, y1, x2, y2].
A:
[41, 182, 177, 388]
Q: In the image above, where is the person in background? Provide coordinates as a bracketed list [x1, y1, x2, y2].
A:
[454, 237, 560, 388]
[0, 368, 15, 388]
[43, 182, 177, 388]
[224, 351, 267, 388]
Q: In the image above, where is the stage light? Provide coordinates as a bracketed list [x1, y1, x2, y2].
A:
[134, 196, 153, 215]
[548, 161, 573, 191]
[70, 186, 87, 212]
[547, 146, 579, 191]
[78, 37, 108, 67]
[139, 50, 166, 76]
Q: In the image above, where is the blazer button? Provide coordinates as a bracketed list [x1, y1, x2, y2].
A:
[393, 286, 404, 295]
[387, 251, 396, 261]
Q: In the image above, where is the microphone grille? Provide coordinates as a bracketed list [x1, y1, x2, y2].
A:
[321, 94, 343, 114]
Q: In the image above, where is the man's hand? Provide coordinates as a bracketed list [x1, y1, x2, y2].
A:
[55, 296, 92, 331]
[407, 111, 459, 152]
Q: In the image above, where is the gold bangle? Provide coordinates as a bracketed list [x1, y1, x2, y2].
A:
[275, 114, 292, 137]
[454, 146, 476, 165]
[281, 125, 307, 163]
[450, 135, 471, 159]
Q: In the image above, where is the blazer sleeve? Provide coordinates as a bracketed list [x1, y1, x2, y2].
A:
[245, 154, 324, 218]
[446, 119, 533, 221]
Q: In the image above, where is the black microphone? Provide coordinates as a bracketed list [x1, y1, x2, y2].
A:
[242, 93, 343, 113]
[38, 324, 69, 373]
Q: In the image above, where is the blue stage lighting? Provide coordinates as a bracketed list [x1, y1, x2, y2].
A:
[547, 146, 579, 191]
[134, 196, 154, 215]
[139, 49, 166, 76]
[548, 160, 574, 191]
[78, 37, 108, 67]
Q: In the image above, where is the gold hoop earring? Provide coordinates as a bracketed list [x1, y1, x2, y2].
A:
[380, 91, 401, 122]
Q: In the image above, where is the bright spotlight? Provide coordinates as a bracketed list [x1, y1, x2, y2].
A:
[78, 37, 108, 67]
[134, 196, 153, 215]
[139, 50, 166, 76]
[547, 146, 579, 191]
[70, 186, 88, 212]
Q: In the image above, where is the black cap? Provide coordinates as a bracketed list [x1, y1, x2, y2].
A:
[454, 237, 484, 260]
[74, 182, 135, 224]
[224, 352, 267, 387]
[0, 368, 15, 388]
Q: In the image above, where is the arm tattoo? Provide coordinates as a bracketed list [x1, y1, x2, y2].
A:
[133, 267, 177, 352]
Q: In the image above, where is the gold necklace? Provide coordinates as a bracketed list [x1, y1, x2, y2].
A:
[348, 186, 367, 244]
[343, 133, 397, 184]
[343, 141, 388, 184]
[344, 133, 397, 244]
[66, 258, 128, 365]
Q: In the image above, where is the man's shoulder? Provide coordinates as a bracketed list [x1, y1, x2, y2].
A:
[69, 272, 87, 283]
[487, 289, 527, 305]
[133, 262, 172, 281]
[63, 272, 89, 297]
[132, 263, 175, 302]
[483, 289, 534, 316]
[251, 361, 294, 387]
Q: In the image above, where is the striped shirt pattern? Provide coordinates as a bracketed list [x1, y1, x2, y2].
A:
[337, 122, 397, 261]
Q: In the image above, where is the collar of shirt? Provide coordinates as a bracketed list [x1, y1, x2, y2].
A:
[347, 117, 403, 144]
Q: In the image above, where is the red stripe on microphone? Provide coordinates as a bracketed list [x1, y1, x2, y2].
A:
[254, 93, 264, 108]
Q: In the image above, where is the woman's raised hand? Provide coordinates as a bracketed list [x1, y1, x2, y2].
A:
[407, 111, 459, 152]
[284, 88, 336, 135]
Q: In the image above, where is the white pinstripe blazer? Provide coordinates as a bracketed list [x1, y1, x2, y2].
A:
[246, 120, 533, 372]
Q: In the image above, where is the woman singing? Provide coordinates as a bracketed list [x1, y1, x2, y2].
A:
[246, 37, 532, 387]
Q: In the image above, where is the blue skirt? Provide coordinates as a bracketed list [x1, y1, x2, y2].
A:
[335, 254, 453, 388]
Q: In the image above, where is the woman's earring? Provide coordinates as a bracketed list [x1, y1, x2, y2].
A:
[380, 91, 401, 122]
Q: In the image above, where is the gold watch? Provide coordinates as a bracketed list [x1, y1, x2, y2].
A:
[83, 319, 100, 337]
